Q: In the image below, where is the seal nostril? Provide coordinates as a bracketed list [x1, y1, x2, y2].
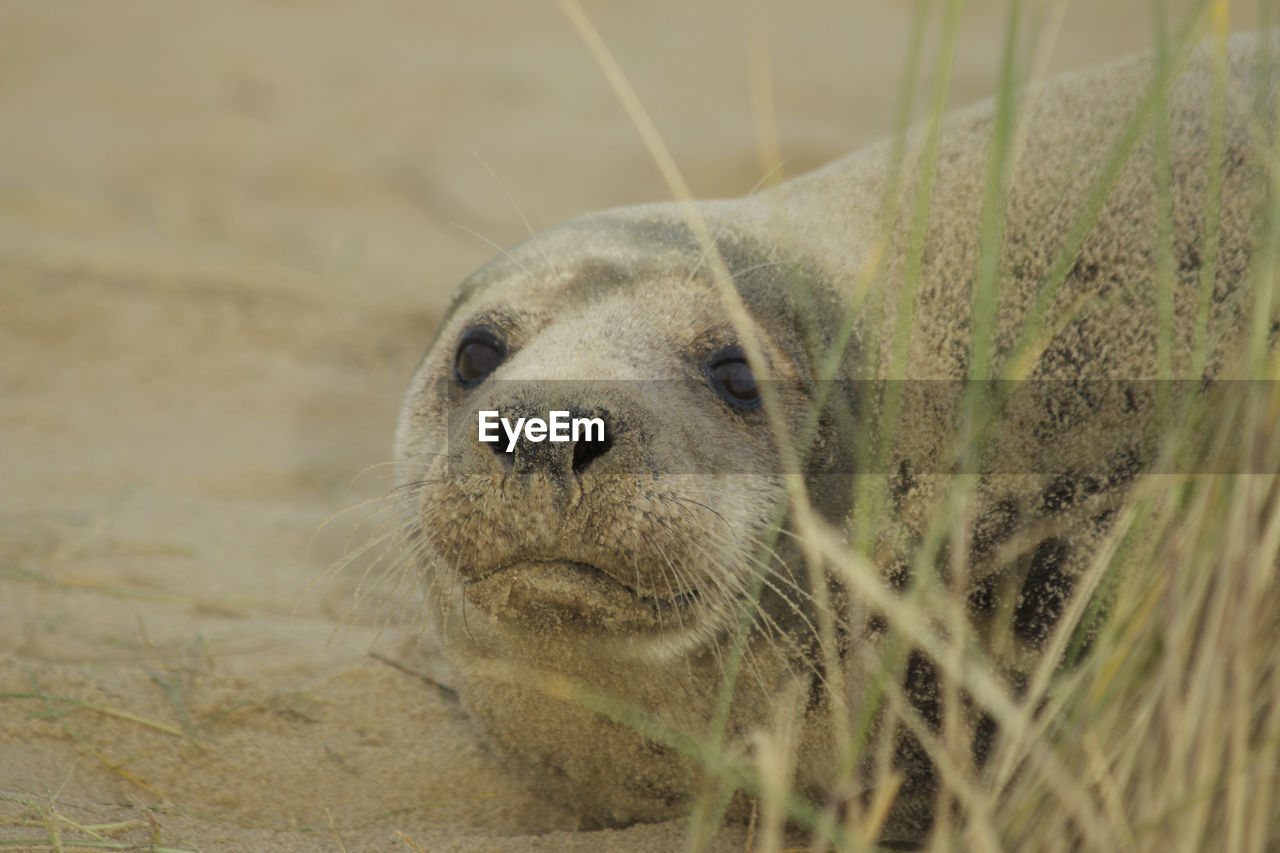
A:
[489, 441, 514, 469]
[572, 422, 613, 474]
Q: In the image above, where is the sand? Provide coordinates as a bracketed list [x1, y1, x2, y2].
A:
[0, 2, 1259, 850]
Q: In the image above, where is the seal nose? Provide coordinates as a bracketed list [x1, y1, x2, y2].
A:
[570, 420, 613, 473]
[484, 405, 614, 477]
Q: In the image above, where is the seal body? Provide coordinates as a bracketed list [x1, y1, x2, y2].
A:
[395, 34, 1275, 839]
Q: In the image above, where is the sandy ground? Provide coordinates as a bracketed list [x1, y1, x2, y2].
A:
[0, 2, 1262, 850]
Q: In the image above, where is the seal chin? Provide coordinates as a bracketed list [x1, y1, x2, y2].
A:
[462, 558, 698, 633]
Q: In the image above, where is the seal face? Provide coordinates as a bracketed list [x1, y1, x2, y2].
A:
[396, 212, 852, 824]
[394, 34, 1276, 840]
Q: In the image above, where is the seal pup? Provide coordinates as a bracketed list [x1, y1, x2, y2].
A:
[393, 32, 1276, 842]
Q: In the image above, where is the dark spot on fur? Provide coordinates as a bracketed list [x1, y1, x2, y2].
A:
[807, 654, 829, 711]
[953, 345, 971, 377]
[967, 573, 998, 617]
[1099, 271, 1124, 298]
[970, 498, 1020, 562]
[1011, 254, 1039, 283]
[1070, 257, 1100, 283]
[1032, 378, 1097, 442]
[934, 541, 955, 590]
[1179, 244, 1202, 274]
[1123, 386, 1141, 414]
[886, 560, 912, 591]
[903, 651, 941, 729]
[971, 711, 999, 768]
[1006, 668, 1030, 700]
[1107, 446, 1142, 486]
[1013, 538, 1074, 644]
[890, 458, 916, 508]
[1091, 508, 1116, 528]
[1041, 472, 1078, 513]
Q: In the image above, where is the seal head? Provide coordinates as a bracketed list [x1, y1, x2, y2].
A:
[395, 208, 854, 825]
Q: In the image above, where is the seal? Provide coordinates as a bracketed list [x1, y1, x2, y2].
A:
[393, 33, 1276, 842]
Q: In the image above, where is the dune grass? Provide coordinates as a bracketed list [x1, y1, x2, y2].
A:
[551, 0, 1280, 849]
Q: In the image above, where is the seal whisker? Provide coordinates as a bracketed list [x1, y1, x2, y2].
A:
[675, 533, 814, 678]
[470, 149, 564, 281]
[629, 548, 667, 635]
[649, 540, 691, 638]
[746, 159, 788, 197]
[734, 532, 838, 629]
[680, 253, 708, 289]
[724, 259, 795, 279]
[674, 496, 836, 637]
[450, 222, 534, 279]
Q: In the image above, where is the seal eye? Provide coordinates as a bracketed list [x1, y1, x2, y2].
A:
[708, 350, 761, 410]
[454, 330, 506, 388]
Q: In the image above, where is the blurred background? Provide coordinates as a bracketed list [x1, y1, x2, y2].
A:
[4, 0, 1254, 315]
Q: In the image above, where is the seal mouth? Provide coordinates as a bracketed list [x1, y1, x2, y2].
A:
[462, 558, 698, 631]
